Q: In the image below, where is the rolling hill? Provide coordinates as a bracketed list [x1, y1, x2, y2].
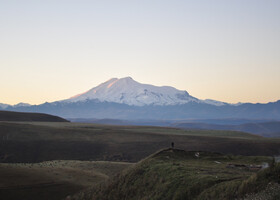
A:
[1, 121, 280, 199]
[0, 110, 69, 122]
[1, 122, 280, 163]
[0, 160, 131, 200]
[69, 118, 280, 137]
[70, 148, 280, 200]
[173, 121, 280, 137]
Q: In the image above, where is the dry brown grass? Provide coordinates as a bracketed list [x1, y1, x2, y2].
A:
[0, 160, 132, 200]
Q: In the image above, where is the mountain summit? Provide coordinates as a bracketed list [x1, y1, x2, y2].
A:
[67, 77, 200, 106]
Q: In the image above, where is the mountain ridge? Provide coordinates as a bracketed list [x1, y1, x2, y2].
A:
[3, 99, 280, 120]
[0, 77, 280, 120]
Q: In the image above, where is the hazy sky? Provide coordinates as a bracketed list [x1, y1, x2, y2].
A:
[1, 0, 280, 105]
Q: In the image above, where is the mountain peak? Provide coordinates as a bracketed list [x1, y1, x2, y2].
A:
[101, 77, 136, 88]
[67, 77, 199, 106]
[122, 76, 133, 80]
[13, 103, 31, 108]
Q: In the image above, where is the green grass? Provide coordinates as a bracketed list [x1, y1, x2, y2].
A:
[71, 149, 276, 200]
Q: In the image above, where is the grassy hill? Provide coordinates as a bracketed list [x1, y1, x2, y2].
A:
[174, 121, 280, 137]
[0, 110, 69, 122]
[71, 149, 280, 200]
[0, 160, 131, 200]
[1, 121, 280, 200]
[1, 122, 280, 163]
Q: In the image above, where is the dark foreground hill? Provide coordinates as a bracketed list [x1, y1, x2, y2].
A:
[71, 149, 280, 200]
[0, 110, 69, 122]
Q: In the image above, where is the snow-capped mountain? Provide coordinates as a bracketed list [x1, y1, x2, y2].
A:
[1, 77, 279, 120]
[13, 103, 31, 108]
[0, 102, 31, 109]
[66, 77, 221, 106]
[202, 99, 227, 106]
[0, 103, 9, 109]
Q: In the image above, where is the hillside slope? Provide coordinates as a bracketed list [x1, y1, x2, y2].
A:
[2, 122, 280, 163]
[0, 160, 131, 200]
[0, 111, 69, 122]
[1, 122, 280, 163]
[174, 121, 280, 137]
[71, 149, 279, 200]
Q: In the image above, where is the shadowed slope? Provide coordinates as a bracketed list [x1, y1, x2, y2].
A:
[0, 160, 131, 200]
[0, 110, 69, 122]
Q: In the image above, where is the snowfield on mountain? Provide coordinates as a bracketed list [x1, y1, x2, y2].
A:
[66, 77, 224, 106]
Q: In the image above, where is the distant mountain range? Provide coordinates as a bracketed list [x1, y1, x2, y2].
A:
[1, 77, 280, 120]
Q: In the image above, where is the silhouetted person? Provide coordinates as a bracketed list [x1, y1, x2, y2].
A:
[171, 142, 174, 149]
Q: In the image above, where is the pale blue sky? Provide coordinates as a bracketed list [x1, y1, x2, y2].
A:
[1, 0, 280, 104]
